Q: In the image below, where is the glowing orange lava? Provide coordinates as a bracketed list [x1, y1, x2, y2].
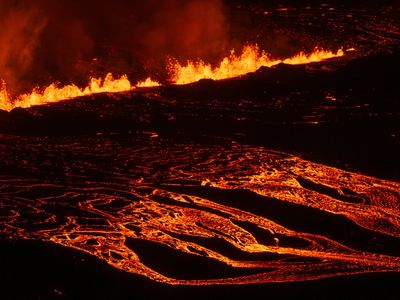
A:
[136, 78, 161, 88]
[1, 138, 399, 285]
[0, 44, 345, 111]
[0, 73, 163, 111]
[169, 45, 344, 85]
[0, 73, 133, 111]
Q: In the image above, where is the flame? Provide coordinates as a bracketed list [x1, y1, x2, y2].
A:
[136, 78, 161, 88]
[169, 44, 344, 85]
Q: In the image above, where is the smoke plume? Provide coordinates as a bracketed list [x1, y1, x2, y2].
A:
[0, 0, 228, 94]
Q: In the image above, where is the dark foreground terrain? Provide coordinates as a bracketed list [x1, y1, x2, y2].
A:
[1, 239, 400, 299]
[1, 1, 400, 299]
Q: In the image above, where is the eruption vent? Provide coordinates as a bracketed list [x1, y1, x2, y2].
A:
[0, 45, 345, 111]
[169, 45, 344, 85]
[0, 73, 133, 111]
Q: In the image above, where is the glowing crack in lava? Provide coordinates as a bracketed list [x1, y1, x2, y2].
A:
[0, 136, 399, 285]
[169, 44, 344, 85]
[0, 45, 344, 111]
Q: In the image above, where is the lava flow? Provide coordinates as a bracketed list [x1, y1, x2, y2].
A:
[0, 45, 344, 112]
[0, 135, 399, 285]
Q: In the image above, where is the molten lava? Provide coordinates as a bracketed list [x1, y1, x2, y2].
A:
[0, 73, 133, 112]
[0, 73, 163, 111]
[169, 45, 344, 85]
[136, 78, 161, 88]
[1, 136, 399, 285]
[0, 44, 344, 111]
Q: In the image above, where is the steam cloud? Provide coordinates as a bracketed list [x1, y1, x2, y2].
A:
[0, 0, 228, 94]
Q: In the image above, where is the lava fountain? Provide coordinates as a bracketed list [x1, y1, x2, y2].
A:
[169, 44, 345, 85]
[0, 74, 161, 112]
[0, 44, 345, 112]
